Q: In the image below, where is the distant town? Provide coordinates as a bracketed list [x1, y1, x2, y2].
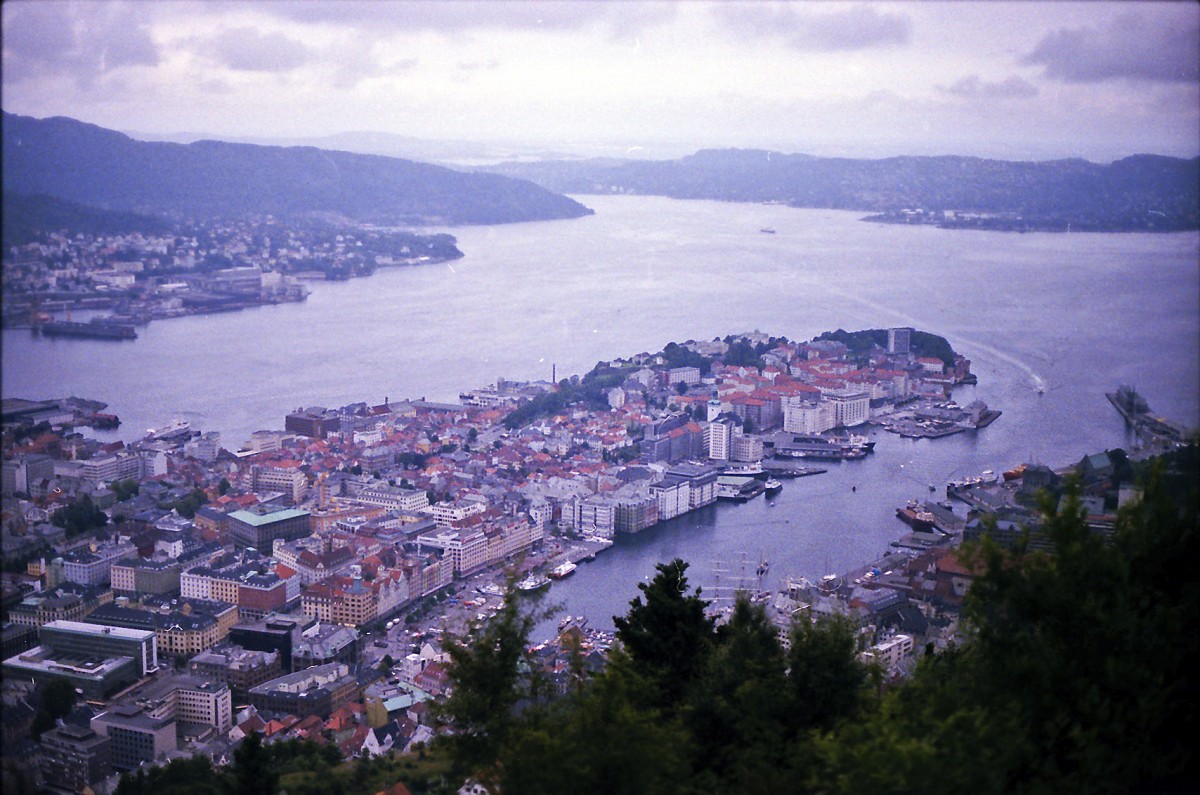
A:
[1, 218, 464, 338]
[1, 327, 1186, 793]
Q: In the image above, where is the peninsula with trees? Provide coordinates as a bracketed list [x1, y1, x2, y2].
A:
[486, 148, 1200, 232]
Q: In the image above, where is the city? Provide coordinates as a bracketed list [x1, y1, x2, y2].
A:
[7, 319, 1187, 792]
[2, 324, 1023, 791]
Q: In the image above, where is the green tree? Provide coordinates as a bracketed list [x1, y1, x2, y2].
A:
[437, 575, 556, 782]
[785, 613, 869, 732]
[499, 649, 689, 794]
[50, 494, 108, 537]
[170, 488, 208, 519]
[612, 558, 716, 714]
[30, 678, 78, 736]
[685, 595, 791, 791]
[229, 731, 278, 795]
[111, 478, 140, 501]
[810, 463, 1198, 793]
[218, 477, 231, 496]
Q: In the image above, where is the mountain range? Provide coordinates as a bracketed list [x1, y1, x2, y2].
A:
[5, 111, 1196, 234]
[484, 148, 1200, 231]
[1, 112, 593, 227]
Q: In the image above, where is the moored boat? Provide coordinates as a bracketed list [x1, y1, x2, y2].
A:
[549, 561, 577, 579]
[517, 574, 550, 592]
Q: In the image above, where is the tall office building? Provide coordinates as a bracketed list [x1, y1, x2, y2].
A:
[887, 327, 912, 355]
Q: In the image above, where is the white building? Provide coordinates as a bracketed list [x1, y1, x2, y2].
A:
[415, 529, 489, 576]
[429, 499, 487, 528]
[570, 497, 617, 538]
[731, 434, 764, 463]
[667, 367, 701, 387]
[354, 486, 430, 513]
[782, 397, 838, 434]
[862, 634, 914, 672]
[252, 466, 308, 504]
[79, 452, 143, 486]
[705, 418, 733, 461]
[649, 477, 691, 521]
[829, 392, 870, 428]
[61, 540, 137, 586]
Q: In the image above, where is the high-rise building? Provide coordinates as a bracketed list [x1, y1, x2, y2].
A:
[887, 327, 913, 355]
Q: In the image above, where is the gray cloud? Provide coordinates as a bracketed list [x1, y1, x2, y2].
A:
[206, 27, 313, 72]
[255, 0, 674, 34]
[717, 3, 912, 51]
[2, 1, 159, 86]
[938, 75, 1038, 100]
[1024, 12, 1199, 83]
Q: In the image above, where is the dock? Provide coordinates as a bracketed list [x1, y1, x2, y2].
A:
[36, 320, 137, 340]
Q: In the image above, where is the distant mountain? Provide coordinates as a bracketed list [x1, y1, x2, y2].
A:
[122, 128, 578, 167]
[2, 190, 171, 249]
[1, 112, 593, 226]
[486, 148, 1200, 231]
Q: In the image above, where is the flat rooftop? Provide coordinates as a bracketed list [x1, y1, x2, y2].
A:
[228, 508, 310, 526]
[42, 620, 155, 642]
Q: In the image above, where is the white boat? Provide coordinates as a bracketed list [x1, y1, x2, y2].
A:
[549, 561, 577, 579]
[517, 574, 550, 592]
[145, 418, 191, 439]
[764, 478, 782, 493]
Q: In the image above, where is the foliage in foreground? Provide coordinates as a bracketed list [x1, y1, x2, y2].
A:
[439, 460, 1197, 793]
[113, 455, 1197, 795]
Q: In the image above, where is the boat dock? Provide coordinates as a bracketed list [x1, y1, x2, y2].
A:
[36, 320, 137, 340]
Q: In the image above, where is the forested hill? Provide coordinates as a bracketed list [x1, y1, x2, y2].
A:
[1, 112, 593, 226]
[485, 148, 1200, 231]
[2, 191, 172, 248]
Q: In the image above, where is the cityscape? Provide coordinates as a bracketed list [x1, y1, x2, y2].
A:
[2, 1, 1197, 794]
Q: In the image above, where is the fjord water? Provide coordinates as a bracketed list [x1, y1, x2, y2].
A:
[4, 196, 1197, 633]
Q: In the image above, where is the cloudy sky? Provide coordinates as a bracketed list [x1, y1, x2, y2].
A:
[2, 0, 1197, 162]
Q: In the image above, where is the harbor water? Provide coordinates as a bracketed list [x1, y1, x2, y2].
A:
[4, 195, 1197, 635]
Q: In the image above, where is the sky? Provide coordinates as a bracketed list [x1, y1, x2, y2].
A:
[2, 0, 1198, 162]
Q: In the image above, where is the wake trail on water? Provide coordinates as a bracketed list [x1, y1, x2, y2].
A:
[816, 286, 1047, 394]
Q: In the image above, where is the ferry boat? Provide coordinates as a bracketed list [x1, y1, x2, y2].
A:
[763, 478, 783, 494]
[517, 574, 551, 592]
[549, 561, 577, 579]
[145, 419, 193, 441]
